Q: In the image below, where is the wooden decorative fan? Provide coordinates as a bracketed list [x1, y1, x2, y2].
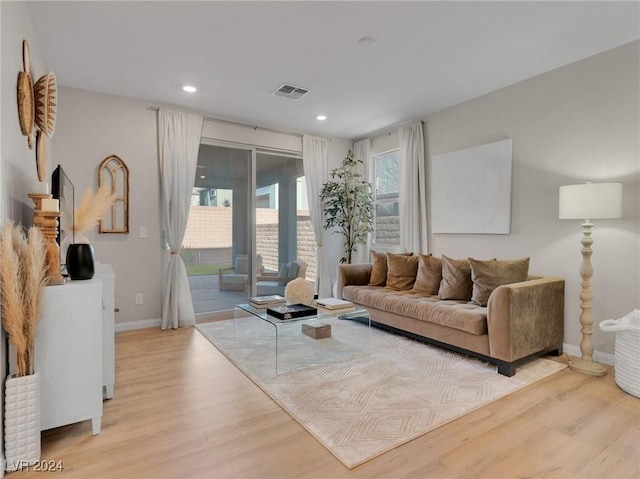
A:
[34, 71, 57, 137]
[17, 39, 35, 148]
[36, 130, 47, 182]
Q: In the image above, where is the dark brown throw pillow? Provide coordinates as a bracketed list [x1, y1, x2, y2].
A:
[469, 257, 530, 306]
[386, 253, 419, 290]
[412, 254, 442, 295]
[438, 255, 473, 301]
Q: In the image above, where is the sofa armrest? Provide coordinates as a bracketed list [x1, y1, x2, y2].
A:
[336, 264, 372, 299]
[487, 276, 564, 362]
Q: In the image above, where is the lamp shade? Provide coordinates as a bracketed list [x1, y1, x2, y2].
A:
[559, 182, 622, 220]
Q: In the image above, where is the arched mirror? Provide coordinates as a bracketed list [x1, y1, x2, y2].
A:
[98, 154, 129, 233]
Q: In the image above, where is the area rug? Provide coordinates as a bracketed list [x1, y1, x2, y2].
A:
[196, 316, 566, 469]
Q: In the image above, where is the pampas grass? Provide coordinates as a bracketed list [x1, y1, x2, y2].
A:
[74, 184, 116, 233]
[0, 222, 48, 377]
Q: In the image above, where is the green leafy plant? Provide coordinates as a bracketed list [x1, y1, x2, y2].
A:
[320, 150, 374, 263]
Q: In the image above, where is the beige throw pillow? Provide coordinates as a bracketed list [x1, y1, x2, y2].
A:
[386, 253, 419, 290]
[412, 254, 442, 295]
[369, 251, 412, 286]
[468, 257, 530, 306]
[438, 255, 473, 301]
[369, 251, 389, 286]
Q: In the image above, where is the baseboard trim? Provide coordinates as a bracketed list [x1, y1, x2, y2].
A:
[115, 318, 161, 332]
[562, 343, 614, 366]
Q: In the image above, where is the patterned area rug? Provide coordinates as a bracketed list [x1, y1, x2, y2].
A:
[196, 316, 566, 469]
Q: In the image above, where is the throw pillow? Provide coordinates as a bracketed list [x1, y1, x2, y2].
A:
[369, 251, 389, 286]
[469, 257, 530, 306]
[387, 253, 419, 290]
[412, 254, 442, 295]
[438, 255, 473, 301]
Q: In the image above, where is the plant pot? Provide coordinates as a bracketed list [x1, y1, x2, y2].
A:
[4, 372, 40, 471]
[66, 243, 95, 280]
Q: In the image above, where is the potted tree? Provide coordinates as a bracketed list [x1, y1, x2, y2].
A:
[0, 222, 48, 470]
[320, 150, 374, 264]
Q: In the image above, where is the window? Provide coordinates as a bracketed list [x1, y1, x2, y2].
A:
[372, 149, 400, 247]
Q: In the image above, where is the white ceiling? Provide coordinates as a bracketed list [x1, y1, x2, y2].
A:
[27, 1, 639, 140]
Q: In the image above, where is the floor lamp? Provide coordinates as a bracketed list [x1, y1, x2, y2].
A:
[559, 182, 622, 376]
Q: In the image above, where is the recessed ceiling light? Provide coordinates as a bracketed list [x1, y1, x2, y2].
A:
[316, 115, 327, 121]
[200, 175, 206, 179]
[183, 85, 197, 93]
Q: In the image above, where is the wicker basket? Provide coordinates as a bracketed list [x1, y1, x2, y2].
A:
[600, 310, 640, 398]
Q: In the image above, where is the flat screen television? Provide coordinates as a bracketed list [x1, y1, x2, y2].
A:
[51, 165, 74, 272]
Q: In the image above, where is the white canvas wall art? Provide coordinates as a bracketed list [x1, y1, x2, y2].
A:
[431, 139, 512, 234]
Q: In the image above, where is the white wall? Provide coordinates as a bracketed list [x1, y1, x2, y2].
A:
[1, 1, 47, 224]
[422, 41, 639, 357]
[0, 0, 49, 466]
[53, 87, 163, 327]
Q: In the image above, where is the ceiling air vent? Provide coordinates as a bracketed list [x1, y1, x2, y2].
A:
[272, 83, 310, 101]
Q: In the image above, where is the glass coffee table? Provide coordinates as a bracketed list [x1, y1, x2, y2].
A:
[233, 304, 371, 374]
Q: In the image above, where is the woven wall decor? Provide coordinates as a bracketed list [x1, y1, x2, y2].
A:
[17, 39, 35, 148]
[34, 71, 57, 137]
[36, 130, 47, 182]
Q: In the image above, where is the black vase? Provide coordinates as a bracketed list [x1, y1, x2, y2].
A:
[66, 243, 95, 280]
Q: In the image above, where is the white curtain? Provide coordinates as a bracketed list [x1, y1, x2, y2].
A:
[399, 121, 428, 254]
[303, 135, 331, 298]
[158, 109, 203, 329]
[353, 138, 372, 264]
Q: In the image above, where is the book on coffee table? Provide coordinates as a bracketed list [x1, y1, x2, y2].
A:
[248, 295, 286, 309]
[267, 303, 317, 320]
[313, 298, 353, 310]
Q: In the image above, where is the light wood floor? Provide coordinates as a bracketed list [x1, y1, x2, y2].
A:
[14, 326, 639, 479]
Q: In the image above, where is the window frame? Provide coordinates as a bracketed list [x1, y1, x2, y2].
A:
[370, 147, 402, 253]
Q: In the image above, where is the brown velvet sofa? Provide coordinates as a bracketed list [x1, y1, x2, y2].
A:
[336, 260, 565, 376]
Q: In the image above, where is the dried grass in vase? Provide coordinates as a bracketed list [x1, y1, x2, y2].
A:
[0, 223, 48, 377]
[74, 184, 116, 234]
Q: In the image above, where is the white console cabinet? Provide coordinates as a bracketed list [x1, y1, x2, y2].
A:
[35, 265, 115, 435]
[95, 263, 115, 399]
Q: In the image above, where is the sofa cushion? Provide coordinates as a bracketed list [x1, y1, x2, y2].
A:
[387, 253, 419, 290]
[413, 254, 442, 295]
[342, 285, 487, 336]
[469, 257, 530, 306]
[438, 255, 473, 301]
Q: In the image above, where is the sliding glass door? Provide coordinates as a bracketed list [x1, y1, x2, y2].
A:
[254, 152, 312, 298]
[182, 142, 310, 318]
[183, 143, 253, 316]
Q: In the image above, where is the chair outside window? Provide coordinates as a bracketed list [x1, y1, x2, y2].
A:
[218, 254, 263, 291]
[256, 260, 307, 296]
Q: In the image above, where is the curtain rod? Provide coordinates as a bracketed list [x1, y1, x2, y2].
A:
[356, 119, 425, 143]
[146, 106, 303, 138]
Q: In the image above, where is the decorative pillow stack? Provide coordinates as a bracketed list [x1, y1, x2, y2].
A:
[367, 251, 530, 305]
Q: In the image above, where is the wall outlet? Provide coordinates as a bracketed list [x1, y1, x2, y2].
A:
[135, 293, 143, 305]
[139, 226, 148, 239]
